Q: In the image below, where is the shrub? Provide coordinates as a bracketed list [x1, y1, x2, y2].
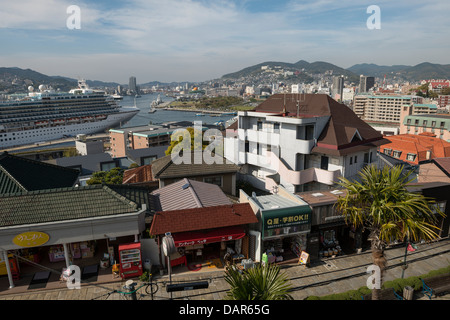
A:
[304, 265, 450, 300]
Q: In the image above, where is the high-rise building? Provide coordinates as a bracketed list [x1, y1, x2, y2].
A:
[359, 75, 375, 93]
[332, 75, 344, 101]
[129, 76, 137, 93]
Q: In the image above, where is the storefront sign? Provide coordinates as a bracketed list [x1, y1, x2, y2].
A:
[12, 231, 49, 248]
[298, 251, 310, 265]
[263, 206, 311, 230]
[172, 227, 246, 248]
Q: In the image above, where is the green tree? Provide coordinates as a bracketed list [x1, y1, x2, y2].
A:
[335, 165, 445, 300]
[165, 127, 208, 156]
[224, 264, 293, 300]
[86, 167, 124, 185]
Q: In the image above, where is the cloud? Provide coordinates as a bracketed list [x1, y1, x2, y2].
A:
[0, 0, 448, 82]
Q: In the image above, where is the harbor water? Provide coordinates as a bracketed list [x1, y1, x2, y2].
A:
[120, 93, 236, 128]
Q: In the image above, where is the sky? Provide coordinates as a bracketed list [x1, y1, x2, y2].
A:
[0, 0, 449, 84]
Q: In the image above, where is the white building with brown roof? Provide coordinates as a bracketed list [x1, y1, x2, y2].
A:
[225, 94, 388, 193]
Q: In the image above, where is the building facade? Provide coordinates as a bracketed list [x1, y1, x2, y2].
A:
[225, 94, 388, 193]
[400, 113, 450, 142]
[353, 94, 425, 124]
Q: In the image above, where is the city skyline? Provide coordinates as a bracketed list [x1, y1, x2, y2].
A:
[1, 0, 449, 83]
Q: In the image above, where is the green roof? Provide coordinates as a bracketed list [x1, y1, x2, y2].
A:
[0, 152, 79, 194]
[0, 185, 140, 228]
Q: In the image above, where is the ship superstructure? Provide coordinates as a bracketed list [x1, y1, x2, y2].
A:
[0, 80, 138, 148]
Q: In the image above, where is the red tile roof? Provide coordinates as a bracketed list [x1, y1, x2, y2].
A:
[380, 133, 450, 164]
[149, 203, 257, 236]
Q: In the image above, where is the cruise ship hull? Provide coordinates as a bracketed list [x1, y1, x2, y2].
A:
[0, 109, 138, 149]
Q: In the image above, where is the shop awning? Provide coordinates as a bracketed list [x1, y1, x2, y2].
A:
[172, 226, 246, 248]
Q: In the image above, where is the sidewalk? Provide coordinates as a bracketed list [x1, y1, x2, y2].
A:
[1, 238, 449, 300]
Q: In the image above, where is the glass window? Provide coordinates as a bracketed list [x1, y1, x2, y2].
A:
[406, 153, 416, 161]
[142, 156, 157, 165]
[203, 176, 222, 187]
[101, 162, 116, 171]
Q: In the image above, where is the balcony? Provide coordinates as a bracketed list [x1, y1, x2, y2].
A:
[266, 151, 341, 186]
[239, 129, 280, 146]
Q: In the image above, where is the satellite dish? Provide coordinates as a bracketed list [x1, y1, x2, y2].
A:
[28, 86, 34, 92]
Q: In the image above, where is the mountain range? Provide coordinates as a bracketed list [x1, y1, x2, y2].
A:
[222, 61, 450, 83]
[1, 61, 450, 92]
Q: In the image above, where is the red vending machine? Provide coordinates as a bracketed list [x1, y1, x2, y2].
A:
[118, 243, 143, 279]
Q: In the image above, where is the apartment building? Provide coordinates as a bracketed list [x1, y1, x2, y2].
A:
[353, 94, 426, 124]
[400, 113, 450, 142]
[109, 121, 208, 158]
[225, 94, 388, 193]
[438, 95, 450, 108]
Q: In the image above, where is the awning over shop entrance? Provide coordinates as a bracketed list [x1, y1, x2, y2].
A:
[172, 226, 246, 248]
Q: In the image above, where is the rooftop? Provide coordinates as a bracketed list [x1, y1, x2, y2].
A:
[254, 94, 386, 157]
[0, 184, 141, 228]
[0, 152, 79, 194]
[381, 133, 450, 164]
[151, 151, 240, 180]
[251, 193, 307, 210]
[295, 189, 348, 206]
[151, 178, 231, 211]
[149, 203, 258, 236]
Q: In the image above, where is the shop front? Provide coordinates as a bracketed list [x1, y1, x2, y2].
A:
[0, 207, 147, 290]
[149, 203, 259, 273]
[260, 205, 312, 264]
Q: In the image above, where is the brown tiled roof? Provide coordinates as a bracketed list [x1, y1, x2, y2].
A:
[380, 134, 450, 164]
[254, 94, 386, 156]
[151, 178, 231, 211]
[433, 157, 450, 176]
[418, 162, 450, 183]
[151, 151, 240, 179]
[123, 165, 154, 184]
[149, 203, 257, 235]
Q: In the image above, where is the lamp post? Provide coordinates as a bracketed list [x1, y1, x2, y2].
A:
[162, 232, 176, 300]
[401, 239, 417, 279]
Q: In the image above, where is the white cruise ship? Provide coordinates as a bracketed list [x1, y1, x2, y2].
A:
[0, 80, 139, 149]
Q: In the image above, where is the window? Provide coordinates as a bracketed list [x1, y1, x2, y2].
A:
[354, 155, 357, 163]
[423, 120, 428, 126]
[257, 121, 263, 131]
[440, 122, 445, 128]
[203, 176, 222, 187]
[406, 153, 416, 162]
[350, 156, 353, 165]
[101, 162, 116, 171]
[432, 121, 436, 127]
[305, 125, 314, 140]
[142, 155, 157, 165]
[415, 119, 419, 125]
[384, 148, 392, 156]
[407, 119, 411, 124]
[274, 123, 280, 132]
[393, 150, 402, 158]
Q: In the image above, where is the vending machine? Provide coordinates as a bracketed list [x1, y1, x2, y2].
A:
[118, 243, 143, 279]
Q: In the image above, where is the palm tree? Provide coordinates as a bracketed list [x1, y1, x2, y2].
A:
[224, 263, 293, 300]
[335, 164, 445, 300]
